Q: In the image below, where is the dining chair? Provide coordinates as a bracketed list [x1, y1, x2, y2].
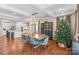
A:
[40, 36, 49, 49]
[28, 36, 40, 53]
[29, 36, 39, 45]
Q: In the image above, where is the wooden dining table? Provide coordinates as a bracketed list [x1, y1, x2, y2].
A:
[23, 32, 47, 40]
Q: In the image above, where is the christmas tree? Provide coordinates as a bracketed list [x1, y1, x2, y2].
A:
[56, 18, 72, 47]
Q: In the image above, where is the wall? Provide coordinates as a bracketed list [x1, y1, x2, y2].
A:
[0, 15, 76, 38]
[70, 13, 76, 36]
[16, 22, 24, 31]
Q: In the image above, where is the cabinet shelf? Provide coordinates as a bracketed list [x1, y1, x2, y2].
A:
[41, 21, 53, 39]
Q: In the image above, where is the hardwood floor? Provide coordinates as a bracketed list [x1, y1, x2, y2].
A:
[0, 36, 71, 55]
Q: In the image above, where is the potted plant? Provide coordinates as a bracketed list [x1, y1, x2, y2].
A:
[55, 18, 72, 48]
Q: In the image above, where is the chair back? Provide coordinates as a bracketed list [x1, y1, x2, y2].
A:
[43, 36, 49, 45]
[29, 36, 33, 41]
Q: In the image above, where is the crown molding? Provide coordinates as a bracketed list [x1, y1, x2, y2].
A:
[0, 13, 22, 21]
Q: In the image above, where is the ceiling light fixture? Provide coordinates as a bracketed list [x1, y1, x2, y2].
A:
[32, 12, 37, 16]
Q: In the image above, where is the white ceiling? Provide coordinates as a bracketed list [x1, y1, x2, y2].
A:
[0, 4, 77, 21]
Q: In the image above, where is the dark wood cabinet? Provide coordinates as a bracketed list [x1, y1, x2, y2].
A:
[41, 21, 53, 39]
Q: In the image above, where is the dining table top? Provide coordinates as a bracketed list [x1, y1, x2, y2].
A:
[22, 32, 47, 40]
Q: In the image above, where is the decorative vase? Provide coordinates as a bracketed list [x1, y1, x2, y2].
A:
[58, 43, 66, 48]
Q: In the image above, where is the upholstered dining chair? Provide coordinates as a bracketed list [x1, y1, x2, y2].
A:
[29, 36, 39, 45]
[40, 36, 49, 48]
[28, 36, 41, 53]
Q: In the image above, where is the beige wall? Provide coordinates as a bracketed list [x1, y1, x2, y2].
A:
[70, 13, 76, 36]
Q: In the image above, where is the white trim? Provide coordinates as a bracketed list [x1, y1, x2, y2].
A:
[0, 14, 21, 22]
[74, 10, 79, 41]
[0, 13, 21, 19]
